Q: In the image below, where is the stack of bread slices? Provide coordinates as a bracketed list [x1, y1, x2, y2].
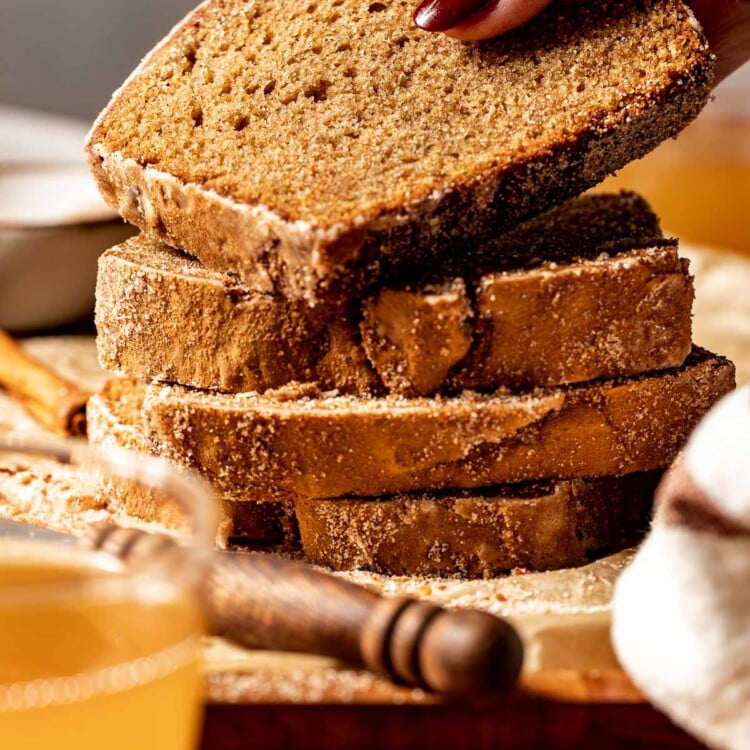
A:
[84, 0, 734, 577]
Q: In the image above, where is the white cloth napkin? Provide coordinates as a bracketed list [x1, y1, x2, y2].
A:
[613, 386, 750, 750]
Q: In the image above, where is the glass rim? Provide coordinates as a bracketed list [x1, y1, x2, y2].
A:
[0, 434, 218, 601]
[0, 544, 182, 608]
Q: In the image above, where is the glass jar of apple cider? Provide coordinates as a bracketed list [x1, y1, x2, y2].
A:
[0, 439, 217, 750]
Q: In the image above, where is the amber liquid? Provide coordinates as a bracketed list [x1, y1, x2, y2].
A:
[0, 546, 204, 750]
[602, 116, 750, 256]
[603, 164, 750, 254]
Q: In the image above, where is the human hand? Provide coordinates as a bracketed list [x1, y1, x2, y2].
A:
[413, 0, 750, 84]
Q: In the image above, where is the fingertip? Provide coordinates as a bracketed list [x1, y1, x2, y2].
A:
[441, 0, 554, 42]
[414, 0, 491, 33]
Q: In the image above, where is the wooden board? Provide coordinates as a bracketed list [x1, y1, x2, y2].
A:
[199, 615, 712, 749]
[200, 622, 707, 749]
[201, 694, 706, 750]
[197, 608, 703, 748]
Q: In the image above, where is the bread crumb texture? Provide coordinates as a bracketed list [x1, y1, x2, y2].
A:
[92, 0, 711, 228]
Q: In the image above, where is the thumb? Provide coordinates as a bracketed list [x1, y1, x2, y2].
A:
[414, 0, 553, 39]
[690, 0, 750, 83]
[414, 0, 750, 86]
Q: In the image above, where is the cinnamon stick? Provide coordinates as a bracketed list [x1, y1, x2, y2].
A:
[0, 329, 89, 436]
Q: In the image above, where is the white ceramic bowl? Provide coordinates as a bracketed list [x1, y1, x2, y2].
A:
[0, 107, 134, 331]
[0, 221, 132, 331]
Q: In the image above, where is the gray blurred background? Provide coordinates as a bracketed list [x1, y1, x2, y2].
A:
[1, 0, 196, 120]
[2, 0, 750, 123]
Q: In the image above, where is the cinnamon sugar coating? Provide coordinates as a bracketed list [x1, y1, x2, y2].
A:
[134, 348, 733, 501]
[296, 473, 659, 578]
[86, 379, 297, 545]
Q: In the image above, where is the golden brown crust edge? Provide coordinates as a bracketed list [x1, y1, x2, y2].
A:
[88, 379, 660, 578]
[86, 380, 297, 545]
[363, 245, 693, 394]
[94, 239, 379, 395]
[296, 472, 659, 578]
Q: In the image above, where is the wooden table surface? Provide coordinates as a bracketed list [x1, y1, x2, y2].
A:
[196, 633, 707, 749]
[201, 675, 707, 750]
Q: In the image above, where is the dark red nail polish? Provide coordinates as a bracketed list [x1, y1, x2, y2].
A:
[413, 0, 492, 32]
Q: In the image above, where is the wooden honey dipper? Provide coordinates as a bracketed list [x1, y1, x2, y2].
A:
[0, 431, 522, 697]
[85, 523, 524, 696]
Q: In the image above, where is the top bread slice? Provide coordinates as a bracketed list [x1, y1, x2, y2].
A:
[86, 0, 712, 304]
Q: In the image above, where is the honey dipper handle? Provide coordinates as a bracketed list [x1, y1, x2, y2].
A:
[205, 551, 523, 695]
[84, 525, 522, 694]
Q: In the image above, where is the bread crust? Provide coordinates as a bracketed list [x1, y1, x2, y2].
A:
[95, 194, 693, 395]
[95, 239, 378, 394]
[86, 379, 296, 545]
[85, 0, 713, 304]
[89, 378, 663, 577]
[364, 245, 693, 394]
[296, 473, 659, 577]
[137, 348, 734, 501]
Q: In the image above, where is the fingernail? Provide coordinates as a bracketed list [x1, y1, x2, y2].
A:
[413, 0, 492, 32]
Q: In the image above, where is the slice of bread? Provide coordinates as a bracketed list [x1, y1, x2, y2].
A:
[96, 193, 693, 395]
[95, 238, 378, 395]
[86, 0, 712, 304]
[296, 473, 659, 578]
[86, 378, 296, 546]
[120, 348, 733, 501]
[364, 243, 691, 394]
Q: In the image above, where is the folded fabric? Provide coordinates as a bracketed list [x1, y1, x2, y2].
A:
[613, 385, 750, 750]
